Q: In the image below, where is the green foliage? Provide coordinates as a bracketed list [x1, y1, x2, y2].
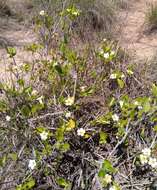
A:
[98, 160, 117, 177]
[7, 47, 16, 57]
[57, 177, 70, 189]
[0, 3, 156, 190]
[16, 178, 35, 190]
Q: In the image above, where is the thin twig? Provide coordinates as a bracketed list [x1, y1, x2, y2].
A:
[28, 111, 64, 122]
[108, 119, 131, 158]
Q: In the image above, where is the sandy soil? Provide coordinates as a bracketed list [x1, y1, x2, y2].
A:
[0, 0, 36, 82]
[118, 0, 157, 61]
[1, 0, 157, 82]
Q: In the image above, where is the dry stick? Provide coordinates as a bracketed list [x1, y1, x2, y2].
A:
[73, 74, 77, 100]
[108, 118, 131, 158]
[108, 108, 157, 159]
[150, 133, 157, 149]
[28, 111, 64, 122]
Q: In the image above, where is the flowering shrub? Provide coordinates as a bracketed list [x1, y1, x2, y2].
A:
[0, 3, 157, 190]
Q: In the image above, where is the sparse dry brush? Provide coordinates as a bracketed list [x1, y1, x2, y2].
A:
[31, 0, 126, 45]
[146, 2, 157, 32]
[1, 1, 157, 190]
[0, 0, 12, 17]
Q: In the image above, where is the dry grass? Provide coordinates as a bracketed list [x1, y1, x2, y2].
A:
[146, 3, 157, 31]
[0, 0, 13, 17]
[31, 0, 129, 42]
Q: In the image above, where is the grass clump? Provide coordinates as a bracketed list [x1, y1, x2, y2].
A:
[32, 0, 120, 42]
[146, 3, 157, 31]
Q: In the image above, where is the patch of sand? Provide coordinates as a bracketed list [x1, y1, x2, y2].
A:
[118, 0, 157, 61]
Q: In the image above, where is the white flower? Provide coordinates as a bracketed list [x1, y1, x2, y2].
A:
[32, 90, 37, 96]
[121, 73, 125, 78]
[142, 148, 151, 157]
[40, 131, 48, 141]
[65, 97, 74, 106]
[65, 111, 72, 118]
[134, 101, 139, 106]
[119, 100, 124, 108]
[140, 154, 148, 165]
[148, 157, 157, 168]
[109, 185, 117, 190]
[28, 159, 36, 170]
[39, 10, 45, 16]
[110, 73, 117, 79]
[37, 96, 44, 104]
[112, 114, 119, 122]
[103, 52, 110, 59]
[80, 86, 86, 92]
[77, 128, 85, 137]
[110, 51, 115, 56]
[138, 106, 143, 110]
[6, 115, 11, 121]
[104, 174, 112, 184]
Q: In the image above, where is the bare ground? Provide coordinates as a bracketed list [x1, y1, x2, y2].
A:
[118, 0, 157, 61]
[1, 0, 157, 82]
[0, 0, 36, 82]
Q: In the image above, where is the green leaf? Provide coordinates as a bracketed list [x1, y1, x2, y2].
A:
[60, 143, 70, 152]
[26, 43, 42, 53]
[54, 64, 63, 75]
[36, 126, 46, 133]
[0, 100, 7, 111]
[57, 177, 69, 188]
[127, 69, 134, 75]
[80, 87, 94, 97]
[21, 105, 31, 117]
[55, 126, 65, 142]
[102, 160, 116, 174]
[95, 114, 111, 125]
[31, 103, 44, 115]
[42, 144, 52, 156]
[143, 100, 151, 113]
[153, 126, 157, 132]
[99, 131, 107, 144]
[117, 79, 124, 89]
[45, 15, 53, 29]
[16, 177, 35, 190]
[7, 47, 16, 58]
[0, 155, 7, 167]
[98, 169, 106, 177]
[112, 182, 121, 190]
[8, 153, 18, 161]
[152, 84, 157, 97]
[109, 97, 115, 107]
[17, 79, 25, 86]
[22, 63, 31, 72]
[66, 119, 76, 131]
